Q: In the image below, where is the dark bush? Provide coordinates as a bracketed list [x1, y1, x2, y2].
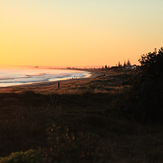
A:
[0, 149, 40, 163]
[138, 47, 163, 82]
[132, 48, 163, 123]
[114, 47, 163, 124]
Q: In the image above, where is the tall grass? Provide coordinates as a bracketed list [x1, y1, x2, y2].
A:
[0, 71, 163, 162]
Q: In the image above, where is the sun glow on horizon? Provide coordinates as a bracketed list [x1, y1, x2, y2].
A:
[0, 0, 163, 67]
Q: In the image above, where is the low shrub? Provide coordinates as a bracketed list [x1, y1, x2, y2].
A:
[0, 149, 40, 163]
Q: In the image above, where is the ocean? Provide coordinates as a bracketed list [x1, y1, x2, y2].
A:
[0, 68, 90, 87]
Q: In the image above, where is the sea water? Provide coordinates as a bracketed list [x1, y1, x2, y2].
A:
[0, 68, 91, 87]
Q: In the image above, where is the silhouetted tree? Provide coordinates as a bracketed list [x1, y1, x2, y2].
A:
[130, 47, 163, 123]
[118, 61, 122, 68]
[110, 48, 163, 123]
[138, 47, 163, 81]
[127, 59, 131, 66]
[123, 60, 127, 67]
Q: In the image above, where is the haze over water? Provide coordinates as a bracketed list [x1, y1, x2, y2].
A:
[0, 68, 90, 87]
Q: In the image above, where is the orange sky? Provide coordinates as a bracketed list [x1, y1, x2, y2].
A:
[0, 0, 163, 67]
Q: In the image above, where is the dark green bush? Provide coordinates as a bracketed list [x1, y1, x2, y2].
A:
[113, 47, 163, 124]
[133, 48, 163, 123]
[138, 47, 163, 82]
[0, 149, 40, 163]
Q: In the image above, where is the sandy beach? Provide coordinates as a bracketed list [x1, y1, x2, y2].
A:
[0, 70, 103, 94]
[0, 70, 129, 94]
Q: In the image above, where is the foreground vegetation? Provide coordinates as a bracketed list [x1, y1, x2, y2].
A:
[0, 48, 163, 162]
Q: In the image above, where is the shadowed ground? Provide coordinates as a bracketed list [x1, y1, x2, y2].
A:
[0, 70, 163, 163]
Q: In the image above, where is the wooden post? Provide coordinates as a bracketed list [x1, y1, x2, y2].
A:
[58, 82, 60, 89]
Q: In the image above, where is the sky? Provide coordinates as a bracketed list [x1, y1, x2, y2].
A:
[0, 0, 163, 67]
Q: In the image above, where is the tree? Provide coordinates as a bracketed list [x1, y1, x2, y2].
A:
[138, 47, 163, 81]
[131, 47, 163, 123]
[110, 48, 163, 123]
[118, 61, 122, 68]
[123, 60, 126, 67]
[127, 59, 131, 66]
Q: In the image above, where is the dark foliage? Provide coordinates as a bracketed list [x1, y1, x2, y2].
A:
[115, 47, 163, 124]
[138, 47, 163, 81]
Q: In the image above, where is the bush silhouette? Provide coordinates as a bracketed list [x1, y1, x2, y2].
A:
[138, 47, 163, 82]
[114, 47, 163, 123]
[132, 47, 163, 123]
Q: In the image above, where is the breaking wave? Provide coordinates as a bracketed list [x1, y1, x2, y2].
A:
[0, 68, 90, 87]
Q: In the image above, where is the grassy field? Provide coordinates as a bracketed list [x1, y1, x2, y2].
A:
[0, 70, 163, 163]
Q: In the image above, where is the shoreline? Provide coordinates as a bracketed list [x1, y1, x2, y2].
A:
[0, 70, 102, 94]
[0, 69, 129, 95]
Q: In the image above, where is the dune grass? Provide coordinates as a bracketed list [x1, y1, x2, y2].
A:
[0, 70, 163, 162]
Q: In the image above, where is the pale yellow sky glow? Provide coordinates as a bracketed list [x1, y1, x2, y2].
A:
[0, 0, 163, 67]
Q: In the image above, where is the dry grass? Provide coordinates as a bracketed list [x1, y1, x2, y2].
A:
[0, 70, 163, 162]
